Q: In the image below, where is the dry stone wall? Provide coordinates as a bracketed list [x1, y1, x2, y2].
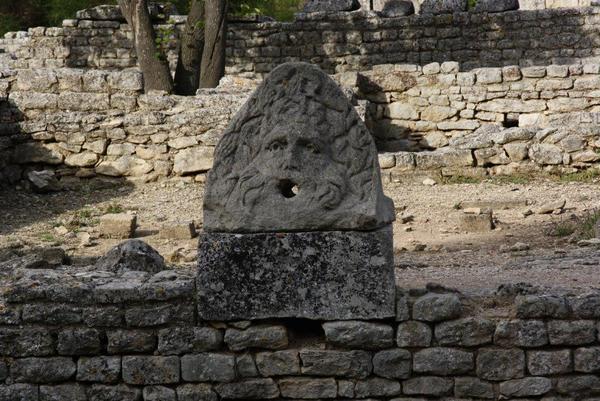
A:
[3, 265, 600, 400]
[5, 61, 600, 184]
[3, 7, 600, 76]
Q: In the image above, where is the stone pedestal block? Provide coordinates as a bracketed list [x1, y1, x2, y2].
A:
[196, 227, 395, 320]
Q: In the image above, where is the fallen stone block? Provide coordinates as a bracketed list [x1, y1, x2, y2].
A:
[159, 221, 197, 240]
[459, 211, 494, 232]
[99, 213, 136, 239]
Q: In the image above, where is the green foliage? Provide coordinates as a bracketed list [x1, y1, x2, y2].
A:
[0, 0, 303, 36]
[230, 0, 303, 21]
[105, 203, 124, 214]
[557, 168, 600, 183]
[467, 0, 478, 8]
[552, 209, 600, 240]
[155, 24, 175, 60]
[440, 175, 483, 185]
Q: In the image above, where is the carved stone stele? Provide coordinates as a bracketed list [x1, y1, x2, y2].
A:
[203, 62, 395, 233]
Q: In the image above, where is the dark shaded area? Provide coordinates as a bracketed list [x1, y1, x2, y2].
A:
[0, 98, 135, 235]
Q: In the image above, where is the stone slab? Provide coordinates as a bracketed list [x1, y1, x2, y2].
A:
[196, 227, 395, 320]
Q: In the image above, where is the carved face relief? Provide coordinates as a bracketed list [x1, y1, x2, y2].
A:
[203, 62, 395, 233]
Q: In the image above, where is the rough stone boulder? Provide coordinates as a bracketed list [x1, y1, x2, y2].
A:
[375, 0, 415, 16]
[95, 240, 168, 274]
[420, 0, 467, 14]
[303, 0, 361, 12]
[203, 62, 395, 233]
[474, 0, 519, 12]
[27, 170, 61, 193]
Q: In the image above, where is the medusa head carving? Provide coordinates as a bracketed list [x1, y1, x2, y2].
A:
[203, 62, 394, 233]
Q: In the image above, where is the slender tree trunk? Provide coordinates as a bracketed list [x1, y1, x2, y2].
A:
[200, 0, 227, 88]
[119, 0, 173, 93]
[174, 0, 205, 95]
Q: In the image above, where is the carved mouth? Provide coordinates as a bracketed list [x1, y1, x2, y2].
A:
[278, 179, 299, 198]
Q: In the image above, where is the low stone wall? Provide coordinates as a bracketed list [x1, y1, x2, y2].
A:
[3, 6, 600, 77]
[3, 264, 600, 400]
[4, 61, 600, 185]
[0, 68, 250, 184]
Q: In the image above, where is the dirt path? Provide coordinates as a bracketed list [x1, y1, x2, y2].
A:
[2, 176, 600, 294]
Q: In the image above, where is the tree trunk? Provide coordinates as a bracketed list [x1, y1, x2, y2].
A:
[119, 0, 173, 93]
[174, 0, 205, 95]
[200, 0, 227, 88]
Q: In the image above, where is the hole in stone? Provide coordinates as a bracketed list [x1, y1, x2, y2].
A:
[278, 179, 299, 198]
[503, 118, 519, 128]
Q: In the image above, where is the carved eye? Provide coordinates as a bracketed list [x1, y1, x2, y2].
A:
[306, 143, 320, 154]
[268, 140, 285, 152]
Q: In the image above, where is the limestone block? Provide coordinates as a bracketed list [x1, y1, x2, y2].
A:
[76, 356, 121, 383]
[499, 377, 552, 397]
[397, 321, 432, 347]
[180, 353, 235, 382]
[14, 143, 64, 165]
[98, 213, 136, 239]
[39, 384, 87, 401]
[494, 320, 548, 347]
[354, 377, 401, 397]
[64, 151, 99, 167]
[299, 350, 372, 378]
[476, 348, 525, 381]
[279, 378, 338, 398]
[86, 385, 141, 401]
[454, 377, 495, 398]
[459, 212, 494, 232]
[420, 0, 467, 13]
[173, 146, 214, 175]
[159, 221, 197, 239]
[197, 228, 395, 320]
[403, 376, 453, 396]
[143, 386, 176, 401]
[529, 143, 564, 165]
[11, 357, 76, 383]
[528, 350, 572, 375]
[303, 0, 360, 12]
[435, 317, 496, 346]
[215, 379, 280, 399]
[255, 351, 300, 376]
[176, 384, 217, 401]
[372, 349, 411, 379]
[413, 347, 474, 375]
[122, 356, 180, 385]
[413, 293, 462, 321]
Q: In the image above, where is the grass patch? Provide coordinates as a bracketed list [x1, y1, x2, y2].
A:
[552, 209, 600, 240]
[488, 174, 534, 185]
[39, 232, 61, 244]
[440, 175, 484, 185]
[105, 203, 124, 214]
[556, 169, 600, 183]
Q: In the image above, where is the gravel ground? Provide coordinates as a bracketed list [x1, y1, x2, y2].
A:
[2, 176, 600, 294]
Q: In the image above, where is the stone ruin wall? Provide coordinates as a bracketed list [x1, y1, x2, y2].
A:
[3, 266, 600, 400]
[5, 61, 600, 184]
[5, 7, 600, 183]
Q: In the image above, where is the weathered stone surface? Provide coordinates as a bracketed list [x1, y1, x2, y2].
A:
[27, 170, 61, 193]
[354, 377, 401, 397]
[323, 321, 394, 349]
[77, 356, 121, 383]
[0, 384, 39, 401]
[95, 240, 166, 273]
[529, 143, 563, 165]
[158, 222, 197, 240]
[86, 384, 141, 401]
[215, 378, 280, 399]
[402, 376, 453, 396]
[413, 293, 462, 322]
[255, 351, 300, 376]
[11, 357, 76, 383]
[303, 0, 360, 12]
[494, 320, 548, 347]
[556, 375, 600, 395]
[454, 377, 494, 399]
[278, 377, 338, 398]
[474, 0, 518, 12]
[57, 328, 101, 355]
[376, 0, 415, 17]
[0, 327, 54, 357]
[176, 384, 217, 401]
[476, 348, 525, 381]
[107, 330, 156, 353]
[499, 377, 552, 397]
[173, 147, 214, 175]
[575, 347, 600, 372]
[98, 215, 137, 240]
[197, 229, 395, 320]
[459, 211, 494, 232]
[548, 320, 596, 345]
[516, 295, 570, 318]
[420, 0, 467, 13]
[396, 321, 432, 347]
[299, 349, 372, 378]
[572, 294, 600, 318]
[181, 353, 236, 382]
[373, 349, 411, 379]
[413, 348, 474, 375]
[122, 356, 180, 385]
[528, 350, 572, 375]
[236, 354, 258, 378]
[75, 5, 124, 20]
[224, 325, 288, 351]
[39, 384, 87, 401]
[435, 317, 495, 346]
[157, 327, 222, 355]
[143, 386, 176, 401]
[204, 63, 394, 233]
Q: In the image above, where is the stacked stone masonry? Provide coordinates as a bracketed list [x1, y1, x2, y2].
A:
[4, 7, 600, 75]
[4, 267, 600, 400]
[5, 61, 600, 183]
